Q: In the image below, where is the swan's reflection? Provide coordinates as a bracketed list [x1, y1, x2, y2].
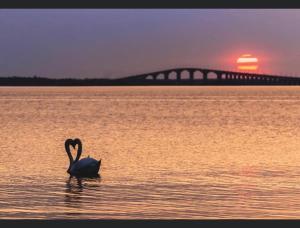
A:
[64, 175, 101, 208]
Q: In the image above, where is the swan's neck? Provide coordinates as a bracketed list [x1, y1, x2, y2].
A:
[74, 139, 82, 163]
[65, 140, 74, 173]
[65, 138, 83, 173]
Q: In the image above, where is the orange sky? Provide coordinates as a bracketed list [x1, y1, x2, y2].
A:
[0, 9, 299, 78]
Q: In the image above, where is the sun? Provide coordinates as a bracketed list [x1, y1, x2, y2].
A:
[237, 54, 258, 71]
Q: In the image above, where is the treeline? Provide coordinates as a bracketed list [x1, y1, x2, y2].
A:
[0, 76, 120, 86]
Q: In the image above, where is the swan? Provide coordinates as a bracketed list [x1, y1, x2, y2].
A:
[65, 138, 101, 177]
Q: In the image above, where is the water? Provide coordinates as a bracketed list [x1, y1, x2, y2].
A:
[1, 86, 300, 219]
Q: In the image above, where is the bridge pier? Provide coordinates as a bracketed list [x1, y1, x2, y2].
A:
[189, 70, 194, 80]
[176, 71, 181, 80]
[203, 71, 208, 80]
[164, 72, 169, 80]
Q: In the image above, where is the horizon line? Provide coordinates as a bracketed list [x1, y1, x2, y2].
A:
[0, 67, 299, 80]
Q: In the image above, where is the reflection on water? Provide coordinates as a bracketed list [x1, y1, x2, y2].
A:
[64, 176, 101, 216]
[1, 86, 300, 219]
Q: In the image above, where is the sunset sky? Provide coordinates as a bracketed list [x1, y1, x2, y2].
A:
[0, 9, 300, 78]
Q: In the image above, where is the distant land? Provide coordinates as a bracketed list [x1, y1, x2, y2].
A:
[0, 76, 116, 86]
[1, 68, 300, 86]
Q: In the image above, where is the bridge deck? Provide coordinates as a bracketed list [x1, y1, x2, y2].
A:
[115, 68, 300, 85]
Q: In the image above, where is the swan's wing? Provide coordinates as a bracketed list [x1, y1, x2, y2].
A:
[73, 158, 99, 172]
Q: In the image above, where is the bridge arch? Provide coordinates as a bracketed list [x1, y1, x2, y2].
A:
[193, 70, 204, 80]
[180, 70, 190, 80]
[145, 75, 154, 80]
[156, 73, 165, 80]
[207, 71, 218, 80]
[168, 71, 177, 80]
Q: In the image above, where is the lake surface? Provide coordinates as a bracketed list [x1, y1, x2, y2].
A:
[1, 86, 300, 219]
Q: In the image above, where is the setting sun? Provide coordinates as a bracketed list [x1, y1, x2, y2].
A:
[237, 54, 258, 71]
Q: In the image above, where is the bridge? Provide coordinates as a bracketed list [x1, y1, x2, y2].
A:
[115, 68, 300, 85]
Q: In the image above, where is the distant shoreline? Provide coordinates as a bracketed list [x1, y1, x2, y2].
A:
[2, 67, 300, 86]
[0, 76, 299, 86]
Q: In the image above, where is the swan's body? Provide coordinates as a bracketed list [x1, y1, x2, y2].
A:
[65, 138, 101, 177]
[69, 157, 101, 176]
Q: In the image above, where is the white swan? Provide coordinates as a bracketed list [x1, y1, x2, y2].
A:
[65, 138, 101, 177]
